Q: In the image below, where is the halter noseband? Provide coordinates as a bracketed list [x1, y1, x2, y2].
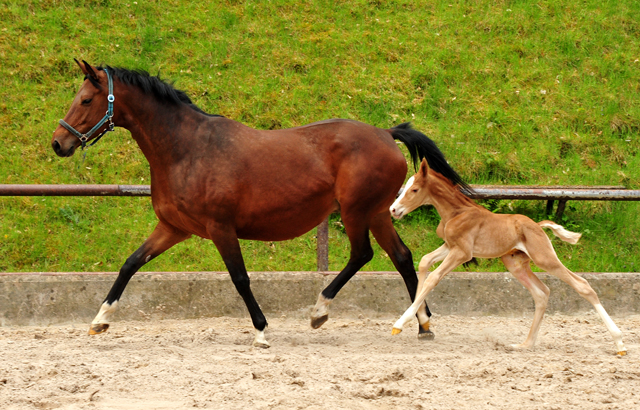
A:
[59, 68, 115, 149]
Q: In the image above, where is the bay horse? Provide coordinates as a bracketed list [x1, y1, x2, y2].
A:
[388, 159, 626, 355]
[51, 60, 468, 347]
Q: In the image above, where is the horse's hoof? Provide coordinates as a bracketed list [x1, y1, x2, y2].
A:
[253, 341, 271, 349]
[310, 315, 328, 329]
[88, 323, 109, 335]
[418, 329, 435, 340]
[391, 328, 402, 335]
[617, 350, 627, 357]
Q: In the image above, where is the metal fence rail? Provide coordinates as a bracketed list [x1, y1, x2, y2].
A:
[0, 184, 151, 196]
[2, 184, 639, 271]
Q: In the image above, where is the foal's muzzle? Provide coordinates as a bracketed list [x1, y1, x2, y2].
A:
[390, 206, 405, 219]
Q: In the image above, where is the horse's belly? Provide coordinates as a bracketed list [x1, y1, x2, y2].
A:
[235, 199, 337, 241]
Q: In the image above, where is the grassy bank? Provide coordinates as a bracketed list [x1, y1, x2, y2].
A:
[0, 0, 638, 273]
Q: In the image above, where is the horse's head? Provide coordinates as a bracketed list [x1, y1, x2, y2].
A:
[52, 59, 115, 157]
[390, 158, 432, 219]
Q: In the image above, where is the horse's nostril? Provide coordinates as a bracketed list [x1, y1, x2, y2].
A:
[52, 140, 64, 156]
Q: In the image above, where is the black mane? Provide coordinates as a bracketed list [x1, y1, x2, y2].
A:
[96, 66, 222, 117]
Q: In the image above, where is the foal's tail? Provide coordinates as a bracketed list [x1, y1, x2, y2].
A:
[389, 122, 473, 194]
[538, 221, 582, 244]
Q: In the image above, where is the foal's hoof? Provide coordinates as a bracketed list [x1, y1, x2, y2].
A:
[391, 328, 402, 335]
[88, 323, 109, 335]
[617, 350, 627, 357]
[310, 314, 328, 329]
[418, 325, 435, 341]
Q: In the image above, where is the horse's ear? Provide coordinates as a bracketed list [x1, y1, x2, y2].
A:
[74, 58, 88, 75]
[419, 158, 429, 178]
[79, 60, 99, 82]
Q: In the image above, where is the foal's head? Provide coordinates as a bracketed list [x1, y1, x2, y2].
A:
[390, 159, 434, 219]
[52, 60, 113, 157]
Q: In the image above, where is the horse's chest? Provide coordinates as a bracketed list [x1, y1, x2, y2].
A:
[150, 189, 212, 236]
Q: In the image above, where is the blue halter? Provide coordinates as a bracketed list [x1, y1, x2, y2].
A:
[59, 68, 115, 149]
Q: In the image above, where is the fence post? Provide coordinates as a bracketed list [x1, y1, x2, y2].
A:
[316, 217, 329, 271]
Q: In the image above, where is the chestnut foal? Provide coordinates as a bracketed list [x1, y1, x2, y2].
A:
[389, 159, 626, 356]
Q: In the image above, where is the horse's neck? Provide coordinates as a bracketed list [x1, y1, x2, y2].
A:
[120, 93, 196, 169]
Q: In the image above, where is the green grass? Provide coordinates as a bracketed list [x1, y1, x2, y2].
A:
[0, 0, 639, 273]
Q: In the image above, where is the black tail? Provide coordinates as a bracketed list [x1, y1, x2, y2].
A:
[390, 122, 473, 194]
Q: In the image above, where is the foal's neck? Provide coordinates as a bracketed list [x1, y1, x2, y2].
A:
[427, 171, 480, 222]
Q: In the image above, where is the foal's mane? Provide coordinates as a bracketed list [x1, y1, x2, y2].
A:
[430, 169, 482, 209]
[94, 66, 223, 118]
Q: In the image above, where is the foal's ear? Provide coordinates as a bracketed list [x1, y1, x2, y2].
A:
[419, 158, 430, 178]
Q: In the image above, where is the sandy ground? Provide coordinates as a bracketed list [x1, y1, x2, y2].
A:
[1, 313, 639, 410]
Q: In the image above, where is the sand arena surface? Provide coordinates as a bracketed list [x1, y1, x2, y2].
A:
[1, 314, 639, 409]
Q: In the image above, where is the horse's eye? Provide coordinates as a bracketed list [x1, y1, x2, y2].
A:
[81, 98, 93, 105]
[412, 189, 418, 193]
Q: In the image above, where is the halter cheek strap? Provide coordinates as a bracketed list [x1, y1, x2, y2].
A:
[59, 68, 115, 149]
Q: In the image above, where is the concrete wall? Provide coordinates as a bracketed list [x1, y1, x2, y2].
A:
[1, 271, 638, 327]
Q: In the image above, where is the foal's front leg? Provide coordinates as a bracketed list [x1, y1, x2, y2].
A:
[392, 249, 467, 334]
[414, 244, 450, 334]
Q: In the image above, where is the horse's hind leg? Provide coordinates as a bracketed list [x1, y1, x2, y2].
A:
[370, 213, 434, 339]
[528, 240, 626, 355]
[311, 215, 374, 329]
[90, 222, 189, 335]
[501, 252, 550, 349]
[208, 225, 270, 348]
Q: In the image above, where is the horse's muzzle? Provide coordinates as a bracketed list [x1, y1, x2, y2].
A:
[52, 139, 76, 157]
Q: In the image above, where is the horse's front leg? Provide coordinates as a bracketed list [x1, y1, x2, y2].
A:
[209, 225, 269, 348]
[89, 222, 189, 335]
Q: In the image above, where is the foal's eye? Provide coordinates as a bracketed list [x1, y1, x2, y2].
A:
[411, 189, 418, 193]
[81, 98, 93, 105]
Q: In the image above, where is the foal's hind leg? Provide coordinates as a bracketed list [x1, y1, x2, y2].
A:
[501, 252, 550, 349]
[89, 222, 189, 335]
[370, 213, 434, 340]
[311, 215, 374, 329]
[528, 241, 626, 355]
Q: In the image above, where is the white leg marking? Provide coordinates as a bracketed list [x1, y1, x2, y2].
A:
[416, 307, 430, 328]
[91, 301, 118, 325]
[253, 328, 270, 348]
[594, 304, 626, 355]
[311, 293, 331, 319]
